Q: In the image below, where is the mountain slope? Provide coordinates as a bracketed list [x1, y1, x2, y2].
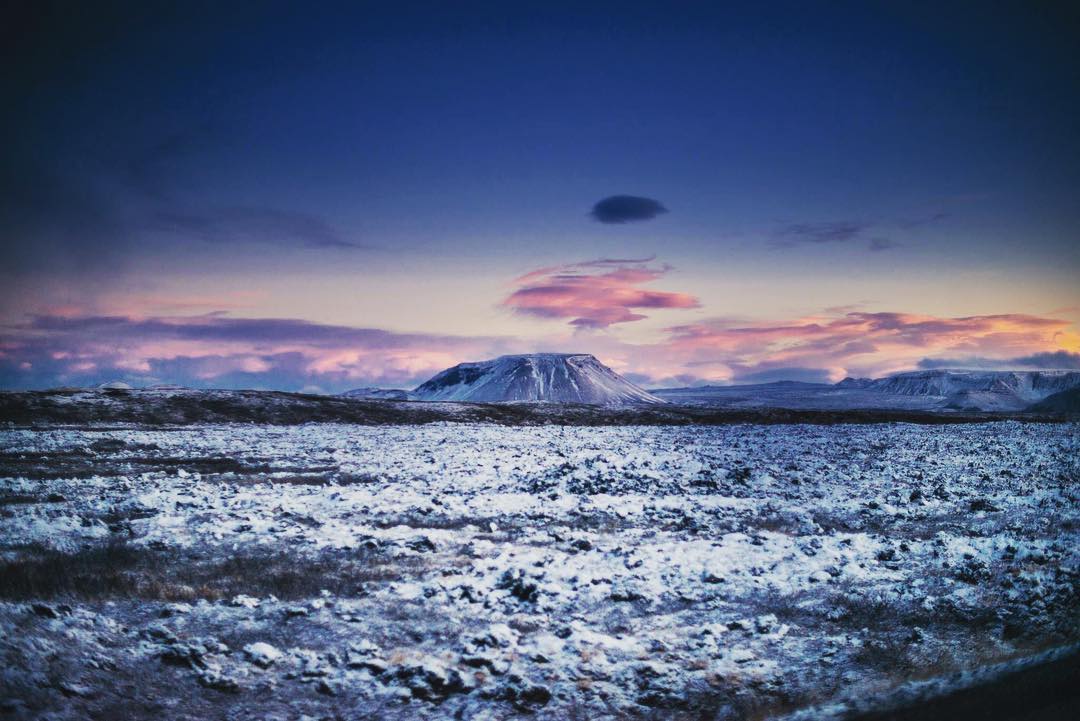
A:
[412, 353, 663, 404]
[859, 370, 1080, 411]
[653, 370, 1080, 412]
[857, 369, 1080, 399]
[1026, 386, 1080, 415]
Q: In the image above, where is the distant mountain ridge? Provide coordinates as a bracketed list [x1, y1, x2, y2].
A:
[836, 369, 1080, 399]
[410, 353, 663, 405]
[1026, 386, 1080, 415]
[339, 387, 415, 401]
[654, 369, 1080, 412]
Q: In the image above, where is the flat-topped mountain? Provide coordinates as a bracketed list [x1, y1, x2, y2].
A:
[412, 353, 664, 405]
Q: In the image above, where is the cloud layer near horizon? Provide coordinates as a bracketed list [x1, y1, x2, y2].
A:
[0, 314, 509, 392]
[660, 312, 1080, 383]
[2, 308, 1077, 392]
[502, 258, 700, 328]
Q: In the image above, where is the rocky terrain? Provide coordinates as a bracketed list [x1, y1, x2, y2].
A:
[1, 421, 1077, 719]
[0, 387, 1064, 428]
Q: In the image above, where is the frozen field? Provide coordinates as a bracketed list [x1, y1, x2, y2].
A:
[1, 421, 1078, 719]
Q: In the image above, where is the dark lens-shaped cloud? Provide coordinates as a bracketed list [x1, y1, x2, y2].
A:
[590, 195, 668, 224]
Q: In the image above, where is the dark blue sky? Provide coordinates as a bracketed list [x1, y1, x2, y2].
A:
[2, 1, 1078, 390]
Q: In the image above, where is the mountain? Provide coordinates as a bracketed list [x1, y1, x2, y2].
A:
[853, 369, 1080, 411]
[412, 353, 664, 404]
[1026, 386, 1080, 415]
[340, 387, 415, 401]
[96, 380, 133, 391]
[653, 369, 1080, 412]
[851, 369, 1080, 399]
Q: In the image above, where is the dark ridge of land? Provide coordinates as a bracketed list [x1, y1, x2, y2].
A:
[845, 647, 1080, 721]
[0, 388, 1069, 427]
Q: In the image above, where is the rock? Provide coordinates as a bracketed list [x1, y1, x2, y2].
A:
[295, 650, 331, 677]
[197, 668, 240, 693]
[31, 603, 59, 619]
[359, 657, 390, 675]
[160, 643, 208, 669]
[729, 648, 755, 664]
[462, 650, 510, 675]
[570, 538, 593, 552]
[0, 699, 27, 714]
[754, 614, 778, 634]
[159, 603, 193, 618]
[472, 624, 517, 649]
[405, 535, 437, 553]
[244, 642, 283, 668]
[809, 570, 832, 583]
[516, 684, 552, 708]
[398, 661, 470, 699]
[228, 594, 261, 608]
[57, 681, 94, 698]
[146, 626, 180, 644]
[609, 578, 647, 602]
[497, 569, 539, 603]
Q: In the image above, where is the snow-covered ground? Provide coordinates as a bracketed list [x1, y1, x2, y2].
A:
[1, 422, 1077, 719]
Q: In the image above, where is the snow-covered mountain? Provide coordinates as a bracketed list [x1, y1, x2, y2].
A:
[96, 380, 133, 391]
[412, 353, 664, 404]
[654, 369, 1080, 412]
[1027, 386, 1080, 414]
[839, 369, 1080, 410]
[842, 369, 1080, 399]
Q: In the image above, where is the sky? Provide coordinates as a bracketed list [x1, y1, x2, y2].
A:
[2, 0, 1079, 392]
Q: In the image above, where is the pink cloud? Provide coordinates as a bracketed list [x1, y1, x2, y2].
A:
[654, 311, 1079, 382]
[502, 258, 700, 328]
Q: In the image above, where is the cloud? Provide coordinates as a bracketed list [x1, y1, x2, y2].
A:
[918, 350, 1080, 370]
[0, 122, 364, 304]
[0, 313, 506, 391]
[868, 237, 897, 252]
[590, 195, 668, 224]
[775, 222, 866, 245]
[772, 221, 900, 252]
[660, 311, 1079, 382]
[502, 258, 700, 328]
[3, 306, 1076, 392]
[1011, 350, 1080, 369]
[728, 364, 835, 384]
[152, 205, 366, 249]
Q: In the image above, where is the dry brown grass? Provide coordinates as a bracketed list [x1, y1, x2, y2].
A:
[0, 541, 429, 601]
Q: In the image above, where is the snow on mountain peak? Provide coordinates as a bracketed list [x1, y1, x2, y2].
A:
[412, 353, 664, 405]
